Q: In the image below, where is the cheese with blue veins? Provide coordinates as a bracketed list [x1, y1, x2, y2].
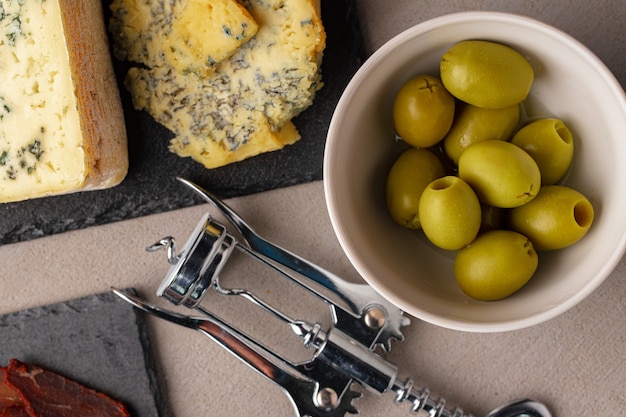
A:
[109, 0, 259, 77]
[121, 0, 325, 168]
[0, 0, 128, 203]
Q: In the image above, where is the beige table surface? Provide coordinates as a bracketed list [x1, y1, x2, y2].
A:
[2, 1, 626, 416]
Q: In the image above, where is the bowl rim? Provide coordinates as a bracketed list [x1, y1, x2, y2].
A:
[323, 11, 626, 332]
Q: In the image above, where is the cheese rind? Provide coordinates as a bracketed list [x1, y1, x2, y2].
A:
[109, 0, 259, 77]
[123, 0, 325, 168]
[0, 0, 128, 203]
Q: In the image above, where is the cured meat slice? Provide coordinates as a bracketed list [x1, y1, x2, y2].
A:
[0, 365, 27, 416]
[2, 408, 32, 417]
[0, 360, 131, 417]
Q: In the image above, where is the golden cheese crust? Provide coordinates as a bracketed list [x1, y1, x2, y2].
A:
[60, 0, 128, 190]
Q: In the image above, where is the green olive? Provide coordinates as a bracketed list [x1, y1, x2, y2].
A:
[508, 185, 594, 251]
[392, 74, 456, 148]
[443, 102, 520, 165]
[418, 176, 481, 250]
[440, 40, 534, 109]
[510, 118, 574, 185]
[385, 148, 446, 229]
[458, 140, 541, 208]
[454, 230, 538, 301]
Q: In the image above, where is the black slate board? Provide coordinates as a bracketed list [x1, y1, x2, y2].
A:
[0, 290, 167, 417]
[0, 0, 364, 245]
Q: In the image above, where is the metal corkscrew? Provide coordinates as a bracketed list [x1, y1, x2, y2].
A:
[113, 178, 552, 417]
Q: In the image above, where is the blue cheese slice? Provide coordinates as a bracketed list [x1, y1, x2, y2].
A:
[0, 0, 128, 203]
[109, 0, 259, 77]
[124, 0, 325, 168]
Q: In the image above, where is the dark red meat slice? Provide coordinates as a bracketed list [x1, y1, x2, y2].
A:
[1, 407, 33, 417]
[1, 360, 130, 417]
[1, 364, 28, 416]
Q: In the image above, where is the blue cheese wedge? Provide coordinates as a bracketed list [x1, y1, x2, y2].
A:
[123, 0, 325, 169]
[109, 0, 259, 77]
[125, 64, 302, 168]
[0, 0, 128, 203]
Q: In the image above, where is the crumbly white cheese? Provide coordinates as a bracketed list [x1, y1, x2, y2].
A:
[0, 0, 86, 201]
[109, 0, 258, 77]
[123, 0, 325, 168]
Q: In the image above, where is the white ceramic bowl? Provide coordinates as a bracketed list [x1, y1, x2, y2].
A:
[323, 12, 626, 332]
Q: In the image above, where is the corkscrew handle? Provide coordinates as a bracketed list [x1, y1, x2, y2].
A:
[485, 399, 552, 417]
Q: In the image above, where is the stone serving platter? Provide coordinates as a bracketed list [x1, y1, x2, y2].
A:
[0, 0, 364, 244]
[0, 290, 167, 417]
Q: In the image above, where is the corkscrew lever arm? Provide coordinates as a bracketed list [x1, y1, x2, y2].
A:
[111, 288, 355, 417]
[176, 177, 408, 351]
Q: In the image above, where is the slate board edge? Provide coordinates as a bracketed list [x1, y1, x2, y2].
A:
[129, 288, 172, 417]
